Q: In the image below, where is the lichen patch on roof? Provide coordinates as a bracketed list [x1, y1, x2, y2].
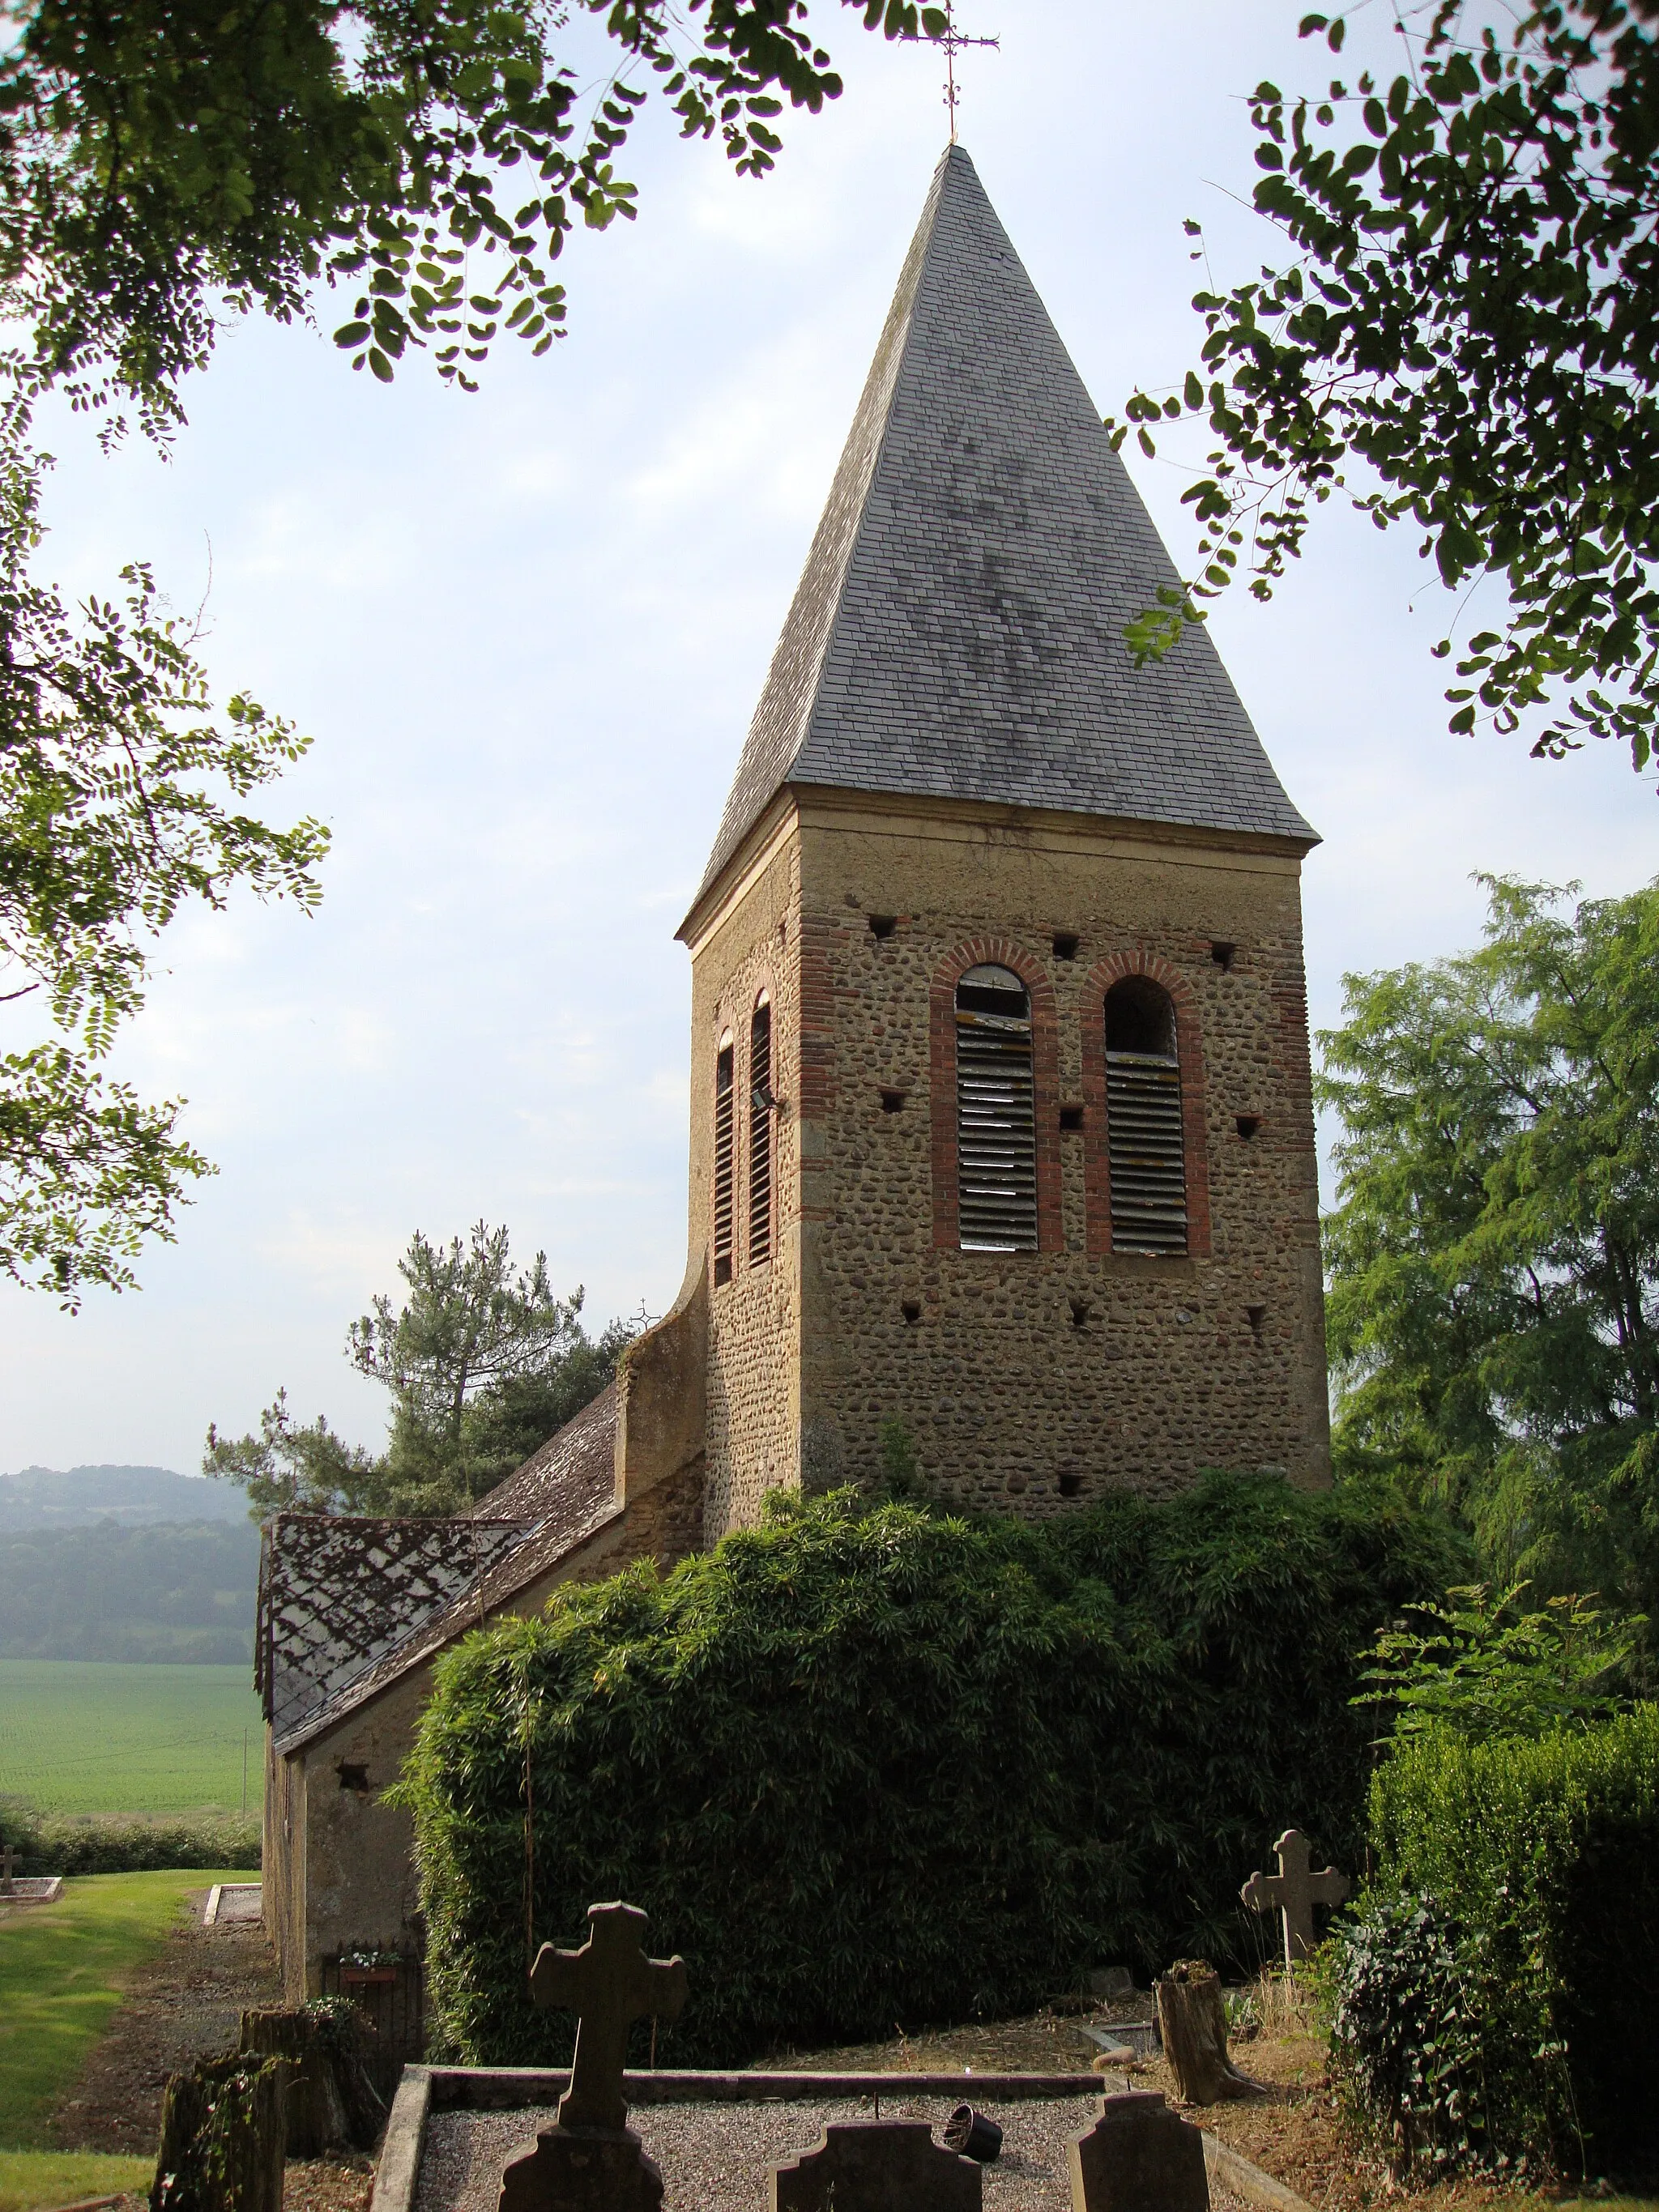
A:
[257, 1513, 534, 1742]
[691, 144, 1315, 917]
[259, 1383, 623, 1753]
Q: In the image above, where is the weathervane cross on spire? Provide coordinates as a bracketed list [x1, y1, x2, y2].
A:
[927, 0, 999, 143]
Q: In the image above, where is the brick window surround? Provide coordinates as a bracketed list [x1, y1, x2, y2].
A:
[1080, 951, 1211, 1259]
[931, 940, 1063, 1253]
[711, 974, 777, 1291]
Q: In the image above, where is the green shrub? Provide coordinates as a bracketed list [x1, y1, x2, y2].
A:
[1336, 1710, 1659, 2177]
[1329, 1890, 1567, 2178]
[0, 1801, 260, 1874]
[403, 1475, 1457, 2065]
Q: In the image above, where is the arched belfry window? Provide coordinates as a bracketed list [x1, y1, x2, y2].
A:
[955, 964, 1038, 1251]
[713, 1032, 736, 1285]
[748, 993, 773, 1266]
[1104, 978, 1188, 1255]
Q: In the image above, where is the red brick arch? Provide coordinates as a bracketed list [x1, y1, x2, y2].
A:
[930, 940, 1062, 1254]
[1080, 951, 1211, 1259]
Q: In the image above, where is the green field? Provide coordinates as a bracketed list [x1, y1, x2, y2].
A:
[0, 1661, 263, 1814]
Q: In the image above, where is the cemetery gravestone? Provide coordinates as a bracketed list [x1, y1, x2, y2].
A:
[1068, 2091, 1209, 2212]
[770, 2120, 982, 2212]
[497, 1902, 687, 2212]
[530, 1900, 687, 2133]
[1239, 1830, 1350, 1970]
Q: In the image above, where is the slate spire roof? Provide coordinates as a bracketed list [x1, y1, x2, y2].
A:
[691, 144, 1315, 910]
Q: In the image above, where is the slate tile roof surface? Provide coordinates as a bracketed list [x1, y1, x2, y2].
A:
[693, 144, 1315, 912]
[262, 1383, 621, 1754]
[258, 1512, 535, 1745]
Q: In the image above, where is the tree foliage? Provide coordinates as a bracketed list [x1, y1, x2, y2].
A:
[0, 0, 934, 1292]
[205, 1221, 635, 1516]
[1119, 2, 1659, 777]
[0, 0, 957, 417]
[0, 406, 326, 1299]
[1354, 1581, 1641, 1742]
[0, 1517, 260, 1663]
[1318, 875, 1659, 1628]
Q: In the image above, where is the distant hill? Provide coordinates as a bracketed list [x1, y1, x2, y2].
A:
[0, 1519, 260, 1663]
[0, 1464, 249, 1530]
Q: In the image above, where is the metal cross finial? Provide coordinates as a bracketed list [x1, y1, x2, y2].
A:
[929, 0, 999, 144]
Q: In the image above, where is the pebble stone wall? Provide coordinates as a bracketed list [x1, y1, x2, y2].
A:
[685, 823, 808, 1538]
[682, 798, 1331, 1532]
[791, 800, 1328, 1512]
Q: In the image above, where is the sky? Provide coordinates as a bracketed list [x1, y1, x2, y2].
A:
[2, 1, 1653, 1480]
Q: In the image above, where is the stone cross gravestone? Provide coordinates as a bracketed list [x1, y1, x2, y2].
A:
[1239, 1829, 1350, 1969]
[0, 1846, 17, 1897]
[770, 2121, 981, 2212]
[1069, 2091, 1208, 2212]
[528, 1901, 688, 2133]
[497, 1902, 688, 2212]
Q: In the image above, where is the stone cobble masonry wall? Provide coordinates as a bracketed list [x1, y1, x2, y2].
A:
[687, 820, 806, 1536]
[791, 803, 1330, 1513]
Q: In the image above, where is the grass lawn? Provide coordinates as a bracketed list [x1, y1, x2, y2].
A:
[0, 1871, 241, 2150]
[0, 2148, 153, 2212]
[0, 1662, 262, 1814]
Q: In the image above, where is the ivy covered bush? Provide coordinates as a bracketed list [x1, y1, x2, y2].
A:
[1330, 1710, 1659, 2177]
[403, 1476, 1454, 2065]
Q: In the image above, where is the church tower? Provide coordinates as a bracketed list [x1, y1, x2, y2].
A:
[666, 146, 1329, 1535]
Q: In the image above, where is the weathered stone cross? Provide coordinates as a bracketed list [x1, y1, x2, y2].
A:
[1239, 1829, 1350, 1970]
[529, 1901, 687, 2133]
[0, 1845, 18, 1896]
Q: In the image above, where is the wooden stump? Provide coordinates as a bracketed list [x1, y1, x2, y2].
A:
[151, 2056, 286, 2212]
[239, 2005, 383, 2156]
[1154, 1959, 1265, 2107]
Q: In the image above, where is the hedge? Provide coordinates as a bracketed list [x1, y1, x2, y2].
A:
[1339, 1709, 1659, 2176]
[0, 1803, 261, 1874]
[403, 1475, 1458, 2065]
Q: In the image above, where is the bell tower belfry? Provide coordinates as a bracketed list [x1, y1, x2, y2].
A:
[658, 145, 1329, 1537]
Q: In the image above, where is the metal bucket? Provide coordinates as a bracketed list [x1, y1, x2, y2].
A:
[943, 2105, 1003, 2163]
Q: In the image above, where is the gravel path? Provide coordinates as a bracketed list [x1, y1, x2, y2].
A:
[417, 2099, 1247, 2212]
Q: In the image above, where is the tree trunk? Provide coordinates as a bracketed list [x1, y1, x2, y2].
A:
[151, 2056, 286, 2212]
[239, 2006, 384, 2154]
[1154, 1960, 1265, 2106]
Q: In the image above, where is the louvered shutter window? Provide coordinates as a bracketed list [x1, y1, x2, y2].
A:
[748, 996, 773, 1266]
[713, 1040, 736, 1285]
[955, 964, 1038, 1251]
[1104, 978, 1188, 1255]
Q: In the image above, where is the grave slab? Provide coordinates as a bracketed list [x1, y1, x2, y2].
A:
[498, 2124, 666, 2212]
[1068, 2091, 1209, 2212]
[0, 1874, 62, 1905]
[770, 2120, 981, 2212]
